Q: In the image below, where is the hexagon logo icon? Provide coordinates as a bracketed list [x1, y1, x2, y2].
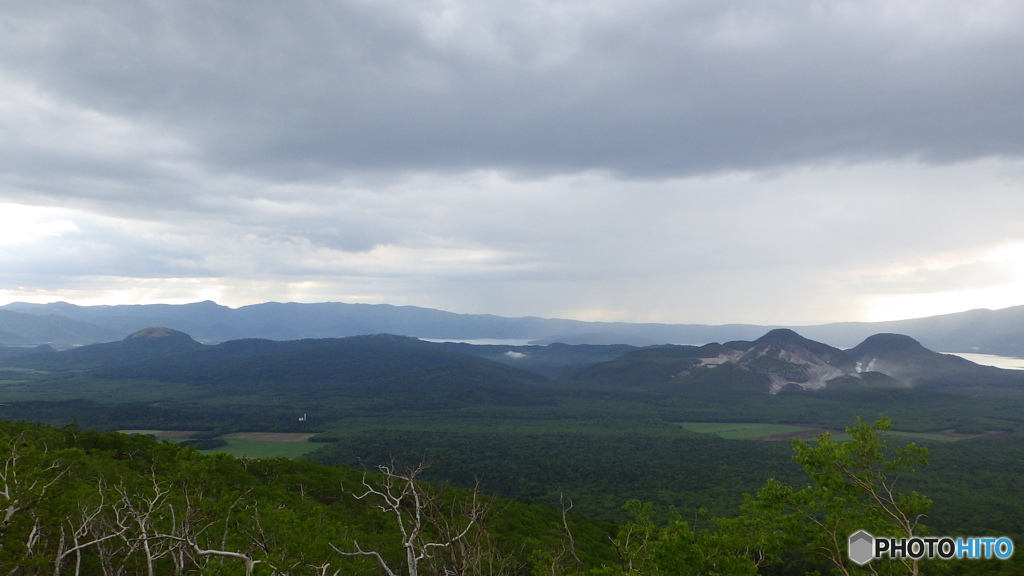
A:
[848, 530, 874, 565]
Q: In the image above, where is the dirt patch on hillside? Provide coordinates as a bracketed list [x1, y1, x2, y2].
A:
[224, 432, 315, 443]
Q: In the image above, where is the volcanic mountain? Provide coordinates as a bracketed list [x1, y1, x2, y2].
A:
[846, 333, 1024, 391]
[569, 329, 1024, 395]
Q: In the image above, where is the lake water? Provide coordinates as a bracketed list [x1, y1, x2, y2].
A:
[946, 352, 1024, 370]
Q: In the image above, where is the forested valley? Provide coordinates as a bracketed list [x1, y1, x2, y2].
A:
[1, 329, 1024, 574]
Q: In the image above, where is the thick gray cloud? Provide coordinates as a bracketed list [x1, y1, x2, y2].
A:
[1, 1, 1024, 324]
[3, 1, 1023, 180]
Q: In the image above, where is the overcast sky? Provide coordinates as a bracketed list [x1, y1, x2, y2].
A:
[2, 1, 1024, 325]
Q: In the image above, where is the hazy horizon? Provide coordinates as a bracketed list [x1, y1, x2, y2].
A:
[3, 297, 1020, 329]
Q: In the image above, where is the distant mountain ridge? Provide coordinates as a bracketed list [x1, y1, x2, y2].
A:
[3, 325, 1023, 398]
[0, 301, 778, 347]
[0, 330, 556, 407]
[0, 309, 120, 345]
[2, 300, 1024, 357]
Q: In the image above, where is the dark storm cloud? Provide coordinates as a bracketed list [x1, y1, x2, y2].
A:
[2, 1, 1022, 183]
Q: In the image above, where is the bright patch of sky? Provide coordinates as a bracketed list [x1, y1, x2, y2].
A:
[0, 204, 79, 247]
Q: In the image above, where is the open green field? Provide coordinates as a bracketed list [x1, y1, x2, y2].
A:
[880, 429, 1005, 442]
[676, 422, 1004, 442]
[118, 429, 321, 459]
[676, 422, 817, 439]
[200, 438, 322, 459]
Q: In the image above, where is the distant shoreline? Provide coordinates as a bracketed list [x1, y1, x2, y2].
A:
[946, 352, 1024, 370]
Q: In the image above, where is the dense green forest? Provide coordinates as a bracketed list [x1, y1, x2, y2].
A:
[2, 417, 1020, 575]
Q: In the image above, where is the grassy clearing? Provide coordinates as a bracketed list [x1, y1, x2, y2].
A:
[676, 422, 814, 439]
[223, 432, 315, 442]
[119, 430, 200, 439]
[119, 430, 319, 458]
[676, 422, 1000, 443]
[200, 438, 321, 459]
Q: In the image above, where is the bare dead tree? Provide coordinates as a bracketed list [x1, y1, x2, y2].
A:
[332, 461, 487, 576]
[114, 475, 176, 576]
[532, 493, 583, 576]
[145, 477, 263, 576]
[422, 477, 518, 576]
[147, 534, 261, 576]
[0, 435, 70, 530]
[308, 562, 343, 576]
[0, 434, 74, 575]
[52, 488, 131, 576]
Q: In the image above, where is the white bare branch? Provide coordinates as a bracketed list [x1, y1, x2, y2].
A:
[333, 460, 487, 576]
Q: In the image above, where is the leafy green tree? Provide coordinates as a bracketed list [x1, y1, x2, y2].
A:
[610, 500, 658, 575]
[748, 416, 931, 576]
[591, 501, 773, 576]
[591, 417, 933, 576]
